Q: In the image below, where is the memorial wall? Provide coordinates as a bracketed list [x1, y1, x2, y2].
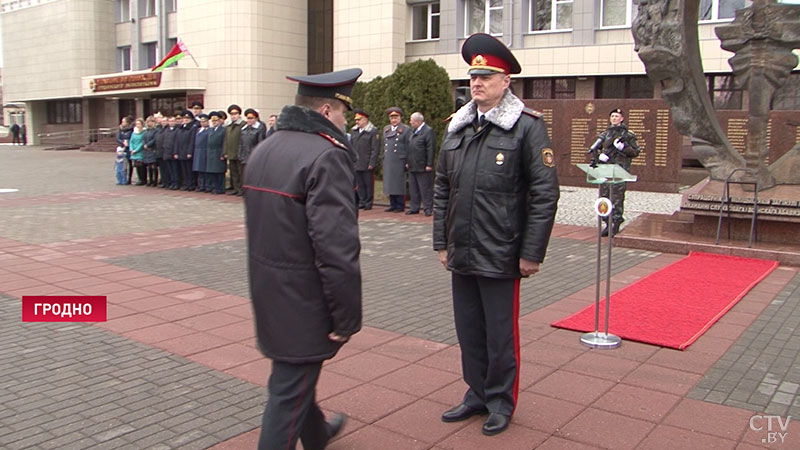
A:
[523, 99, 799, 193]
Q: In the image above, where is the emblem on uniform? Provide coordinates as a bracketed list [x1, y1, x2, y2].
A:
[495, 153, 505, 166]
[541, 148, 555, 167]
[472, 54, 487, 66]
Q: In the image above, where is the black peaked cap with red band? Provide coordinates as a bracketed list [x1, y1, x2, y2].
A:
[461, 33, 521, 75]
[286, 68, 362, 111]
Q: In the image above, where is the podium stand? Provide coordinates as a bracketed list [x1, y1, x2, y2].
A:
[576, 164, 637, 349]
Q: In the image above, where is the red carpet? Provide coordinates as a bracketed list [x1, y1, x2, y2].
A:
[551, 252, 778, 350]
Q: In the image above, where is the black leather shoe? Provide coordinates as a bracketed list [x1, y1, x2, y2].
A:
[441, 404, 487, 423]
[405, 210, 419, 215]
[325, 413, 347, 442]
[364, 206, 372, 211]
[424, 210, 432, 216]
[482, 413, 510, 436]
[611, 223, 620, 236]
[384, 207, 395, 212]
[600, 226, 609, 237]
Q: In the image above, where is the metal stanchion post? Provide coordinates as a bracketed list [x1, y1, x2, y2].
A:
[580, 179, 621, 349]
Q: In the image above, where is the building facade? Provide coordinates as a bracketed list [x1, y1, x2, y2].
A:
[2, 0, 798, 187]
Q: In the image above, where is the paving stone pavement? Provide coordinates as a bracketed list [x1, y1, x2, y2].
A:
[690, 271, 800, 418]
[0, 294, 265, 450]
[3, 147, 800, 449]
[106, 221, 658, 344]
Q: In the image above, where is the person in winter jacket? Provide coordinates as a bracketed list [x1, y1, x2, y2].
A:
[433, 33, 559, 437]
[243, 67, 363, 450]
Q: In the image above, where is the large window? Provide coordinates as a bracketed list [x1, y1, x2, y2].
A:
[140, 0, 156, 17]
[466, 0, 503, 36]
[709, 75, 743, 109]
[772, 72, 800, 110]
[699, 0, 748, 21]
[143, 42, 158, 69]
[597, 76, 654, 98]
[601, 0, 631, 27]
[118, 46, 131, 72]
[412, 2, 440, 40]
[165, 0, 176, 13]
[308, 0, 333, 74]
[523, 78, 576, 99]
[46, 100, 82, 124]
[117, 0, 130, 22]
[530, 0, 572, 32]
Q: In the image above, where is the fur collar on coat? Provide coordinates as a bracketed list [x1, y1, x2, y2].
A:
[277, 105, 357, 162]
[448, 89, 525, 134]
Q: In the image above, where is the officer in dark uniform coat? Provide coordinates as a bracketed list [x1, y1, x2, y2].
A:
[206, 111, 227, 194]
[176, 110, 197, 190]
[192, 114, 210, 192]
[350, 108, 380, 210]
[243, 68, 363, 450]
[161, 115, 180, 189]
[406, 112, 436, 216]
[591, 108, 641, 236]
[381, 107, 410, 212]
[433, 33, 559, 436]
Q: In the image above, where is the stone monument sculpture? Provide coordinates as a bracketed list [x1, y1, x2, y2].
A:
[632, 0, 800, 190]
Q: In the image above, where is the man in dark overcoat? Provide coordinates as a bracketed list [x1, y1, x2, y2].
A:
[243, 68, 363, 450]
[406, 111, 436, 216]
[433, 33, 559, 436]
[350, 108, 380, 210]
[224, 104, 245, 195]
[175, 110, 197, 191]
[381, 107, 410, 212]
[206, 111, 227, 194]
[160, 114, 179, 189]
[192, 114, 210, 192]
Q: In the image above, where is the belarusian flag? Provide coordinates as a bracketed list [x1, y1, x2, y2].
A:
[151, 39, 191, 72]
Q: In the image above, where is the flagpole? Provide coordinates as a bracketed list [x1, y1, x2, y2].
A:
[178, 38, 200, 68]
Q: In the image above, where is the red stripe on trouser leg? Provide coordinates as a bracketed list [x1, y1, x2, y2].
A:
[285, 367, 311, 450]
[511, 278, 521, 415]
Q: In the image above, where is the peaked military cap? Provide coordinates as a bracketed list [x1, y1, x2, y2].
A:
[227, 104, 241, 114]
[386, 106, 403, 117]
[287, 68, 362, 110]
[461, 33, 521, 75]
[190, 101, 204, 109]
[208, 111, 222, 119]
[197, 113, 209, 120]
[610, 108, 623, 116]
[181, 110, 194, 119]
[354, 108, 369, 119]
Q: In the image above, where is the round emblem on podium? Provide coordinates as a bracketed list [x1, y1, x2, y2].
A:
[595, 197, 613, 217]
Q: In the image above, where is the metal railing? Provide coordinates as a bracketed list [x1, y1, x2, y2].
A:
[715, 168, 759, 248]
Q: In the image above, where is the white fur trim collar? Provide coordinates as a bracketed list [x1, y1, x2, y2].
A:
[448, 90, 525, 133]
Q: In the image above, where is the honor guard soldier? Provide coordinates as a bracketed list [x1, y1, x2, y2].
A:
[591, 108, 641, 236]
[433, 33, 560, 436]
[243, 68, 363, 450]
[381, 106, 410, 212]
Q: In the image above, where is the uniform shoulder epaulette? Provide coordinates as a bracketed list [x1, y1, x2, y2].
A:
[318, 132, 348, 150]
[384, 125, 391, 132]
[522, 108, 542, 119]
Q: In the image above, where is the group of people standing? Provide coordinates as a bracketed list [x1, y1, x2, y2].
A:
[349, 107, 436, 216]
[9, 122, 27, 145]
[114, 101, 275, 195]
